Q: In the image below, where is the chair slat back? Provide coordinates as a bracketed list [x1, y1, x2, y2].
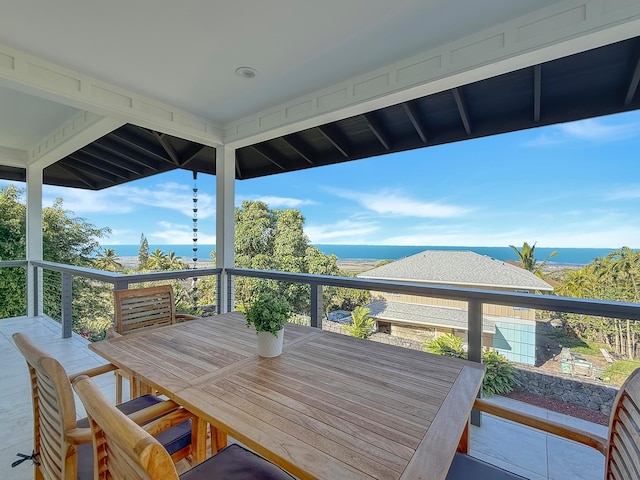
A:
[13, 333, 79, 480]
[606, 368, 640, 479]
[114, 286, 177, 335]
[73, 376, 180, 480]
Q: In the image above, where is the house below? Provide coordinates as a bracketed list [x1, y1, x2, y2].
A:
[358, 250, 554, 365]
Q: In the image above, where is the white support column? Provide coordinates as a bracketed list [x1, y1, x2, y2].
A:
[216, 145, 236, 313]
[25, 166, 44, 317]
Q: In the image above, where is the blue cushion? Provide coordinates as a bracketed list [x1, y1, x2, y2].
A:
[76, 394, 191, 480]
[180, 444, 295, 480]
[446, 452, 527, 480]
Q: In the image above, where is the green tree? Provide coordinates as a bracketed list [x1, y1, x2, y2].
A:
[345, 306, 374, 339]
[138, 234, 149, 270]
[228, 201, 345, 315]
[93, 248, 123, 272]
[166, 251, 187, 270]
[147, 248, 167, 270]
[0, 185, 112, 336]
[0, 185, 28, 316]
[509, 241, 558, 277]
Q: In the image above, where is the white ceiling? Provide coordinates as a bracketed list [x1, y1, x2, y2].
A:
[1, 0, 637, 168]
[0, 1, 559, 128]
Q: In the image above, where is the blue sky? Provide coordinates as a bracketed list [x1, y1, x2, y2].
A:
[4, 110, 640, 248]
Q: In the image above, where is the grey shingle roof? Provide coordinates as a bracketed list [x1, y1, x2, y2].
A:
[366, 300, 535, 334]
[358, 250, 553, 291]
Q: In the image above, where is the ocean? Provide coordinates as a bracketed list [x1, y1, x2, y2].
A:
[102, 244, 618, 266]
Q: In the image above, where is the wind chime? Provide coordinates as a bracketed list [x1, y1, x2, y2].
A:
[191, 171, 199, 311]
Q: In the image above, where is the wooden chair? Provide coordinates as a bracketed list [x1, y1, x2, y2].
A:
[73, 374, 296, 480]
[111, 285, 198, 402]
[13, 332, 203, 480]
[448, 368, 640, 479]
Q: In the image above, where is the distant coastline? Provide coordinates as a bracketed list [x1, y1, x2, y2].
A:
[103, 244, 617, 266]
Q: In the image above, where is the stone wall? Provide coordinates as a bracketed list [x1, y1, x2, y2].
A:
[514, 365, 619, 415]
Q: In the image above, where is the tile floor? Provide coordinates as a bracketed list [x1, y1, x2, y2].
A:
[0, 316, 607, 480]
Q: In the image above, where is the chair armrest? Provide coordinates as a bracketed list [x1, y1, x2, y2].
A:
[65, 401, 187, 445]
[175, 313, 199, 322]
[474, 399, 608, 455]
[68, 363, 118, 383]
[141, 407, 194, 436]
[106, 327, 122, 338]
[126, 400, 183, 425]
[65, 427, 92, 445]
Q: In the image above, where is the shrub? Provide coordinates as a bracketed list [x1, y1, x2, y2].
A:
[345, 306, 374, 339]
[482, 350, 519, 396]
[423, 334, 466, 359]
[423, 335, 518, 396]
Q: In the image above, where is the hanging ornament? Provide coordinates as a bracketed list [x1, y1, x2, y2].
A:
[191, 171, 199, 309]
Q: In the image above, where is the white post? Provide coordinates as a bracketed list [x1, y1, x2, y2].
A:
[25, 166, 44, 317]
[216, 145, 236, 313]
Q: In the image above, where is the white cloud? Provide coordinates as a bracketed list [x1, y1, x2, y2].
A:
[305, 219, 380, 244]
[606, 185, 640, 201]
[328, 188, 469, 218]
[237, 195, 316, 208]
[148, 221, 216, 245]
[43, 183, 215, 219]
[525, 118, 640, 146]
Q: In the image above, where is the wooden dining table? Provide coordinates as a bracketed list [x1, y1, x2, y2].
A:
[89, 311, 485, 480]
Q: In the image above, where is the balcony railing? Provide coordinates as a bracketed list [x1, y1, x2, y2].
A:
[2, 259, 639, 370]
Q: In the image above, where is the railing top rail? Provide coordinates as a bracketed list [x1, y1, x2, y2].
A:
[226, 267, 640, 321]
[31, 260, 222, 284]
[0, 260, 28, 267]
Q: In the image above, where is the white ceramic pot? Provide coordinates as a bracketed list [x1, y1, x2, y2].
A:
[257, 329, 284, 357]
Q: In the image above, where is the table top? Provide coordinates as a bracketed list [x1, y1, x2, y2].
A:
[90, 312, 484, 480]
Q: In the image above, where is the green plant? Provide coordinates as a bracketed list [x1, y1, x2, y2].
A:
[482, 350, 519, 396]
[245, 292, 292, 336]
[345, 306, 374, 339]
[423, 334, 466, 359]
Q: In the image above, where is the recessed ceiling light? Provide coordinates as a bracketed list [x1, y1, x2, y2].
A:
[235, 67, 258, 79]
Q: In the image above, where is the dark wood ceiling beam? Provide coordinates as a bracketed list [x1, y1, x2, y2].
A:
[624, 47, 640, 106]
[151, 131, 182, 166]
[452, 87, 472, 135]
[534, 64, 542, 122]
[68, 152, 130, 180]
[363, 113, 391, 151]
[92, 139, 163, 170]
[56, 163, 99, 189]
[80, 146, 145, 175]
[251, 144, 286, 170]
[402, 102, 427, 143]
[110, 130, 172, 164]
[67, 155, 124, 182]
[317, 125, 350, 158]
[235, 159, 243, 179]
[282, 134, 315, 164]
[180, 145, 208, 169]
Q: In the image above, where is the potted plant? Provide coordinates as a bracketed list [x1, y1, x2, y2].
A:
[245, 291, 292, 357]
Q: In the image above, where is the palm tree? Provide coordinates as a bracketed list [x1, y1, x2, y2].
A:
[93, 248, 123, 272]
[509, 241, 558, 277]
[605, 246, 640, 302]
[345, 306, 374, 339]
[166, 251, 187, 270]
[147, 248, 167, 270]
